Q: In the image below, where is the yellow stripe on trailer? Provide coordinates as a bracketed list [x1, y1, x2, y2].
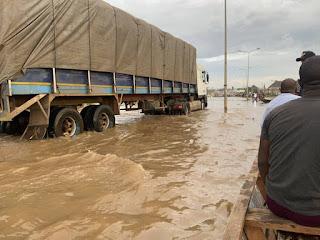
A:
[11, 82, 51, 86]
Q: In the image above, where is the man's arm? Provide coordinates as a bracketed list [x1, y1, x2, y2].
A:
[258, 137, 270, 184]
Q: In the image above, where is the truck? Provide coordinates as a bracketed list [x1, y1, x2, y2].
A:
[0, 0, 209, 140]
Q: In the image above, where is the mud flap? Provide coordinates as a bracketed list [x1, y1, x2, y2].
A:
[21, 95, 51, 140]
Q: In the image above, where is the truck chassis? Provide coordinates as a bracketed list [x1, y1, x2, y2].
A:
[0, 68, 206, 140]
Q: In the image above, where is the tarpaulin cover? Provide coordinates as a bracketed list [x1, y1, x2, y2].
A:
[0, 0, 197, 85]
[164, 33, 176, 82]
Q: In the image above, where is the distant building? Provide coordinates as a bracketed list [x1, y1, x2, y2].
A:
[251, 85, 259, 93]
[267, 80, 282, 96]
[207, 88, 247, 97]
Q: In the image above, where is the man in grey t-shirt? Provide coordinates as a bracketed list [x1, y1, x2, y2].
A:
[259, 56, 320, 227]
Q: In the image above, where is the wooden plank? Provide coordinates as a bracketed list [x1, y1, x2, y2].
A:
[246, 208, 320, 236]
[266, 229, 277, 240]
[10, 94, 46, 118]
[36, 101, 49, 120]
[256, 175, 267, 202]
[244, 225, 265, 240]
[223, 160, 259, 240]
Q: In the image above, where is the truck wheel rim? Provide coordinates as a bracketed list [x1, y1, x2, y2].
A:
[99, 113, 110, 130]
[185, 105, 190, 114]
[62, 117, 76, 136]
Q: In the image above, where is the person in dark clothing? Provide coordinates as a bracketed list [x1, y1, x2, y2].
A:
[261, 79, 300, 124]
[258, 55, 320, 227]
[297, 51, 316, 95]
[296, 51, 316, 62]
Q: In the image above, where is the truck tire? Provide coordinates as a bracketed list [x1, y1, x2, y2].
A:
[92, 105, 115, 132]
[3, 121, 18, 135]
[53, 108, 84, 137]
[81, 105, 97, 131]
[48, 107, 63, 137]
[16, 111, 30, 135]
[142, 101, 156, 115]
[2, 111, 29, 135]
[201, 100, 205, 110]
[181, 102, 191, 115]
[23, 126, 47, 140]
[0, 122, 4, 133]
[204, 96, 208, 108]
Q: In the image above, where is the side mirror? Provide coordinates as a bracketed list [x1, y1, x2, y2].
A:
[206, 74, 210, 83]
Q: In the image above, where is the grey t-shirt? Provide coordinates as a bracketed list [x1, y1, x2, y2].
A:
[262, 97, 320, 216]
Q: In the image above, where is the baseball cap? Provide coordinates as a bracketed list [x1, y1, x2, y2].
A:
[299, 55, 320, 86]
[296, 51, 316, 62]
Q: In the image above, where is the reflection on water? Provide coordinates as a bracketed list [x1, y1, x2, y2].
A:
[0, 98, 265, 239]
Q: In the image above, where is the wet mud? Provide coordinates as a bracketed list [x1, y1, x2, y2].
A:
[0, 98, 264, 239]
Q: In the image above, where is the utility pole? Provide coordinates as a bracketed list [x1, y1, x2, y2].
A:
[246, 52, 250, 101]
[224, 0, 228, 113]
[238, 48, 260, 101]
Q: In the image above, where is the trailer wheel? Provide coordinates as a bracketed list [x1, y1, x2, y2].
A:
[181, 102, 190, 115]
[0, 122, 4, 133]
[81, 105, 97, 131]
[23, 126, 47, 140]
[53, 108, 84, 137]
[92, 105, 115, 132]
[48, 107, 62, 137]
[2, 121, 16, 135]
[16, 111, 30, 135]
[0, 122, 10, 134]
[201, 100, 205, 110]
[0, 111, 30, 135]
[3, 111, 29, 135]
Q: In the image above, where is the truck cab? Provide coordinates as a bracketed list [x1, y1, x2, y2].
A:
[197, 65, 210, 107]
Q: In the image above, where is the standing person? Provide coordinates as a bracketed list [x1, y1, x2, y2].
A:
[296, 51, 316, 95]
[258, 56, 320, 227]
[261, 79, 300, 124]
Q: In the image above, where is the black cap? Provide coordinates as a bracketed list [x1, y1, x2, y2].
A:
[299, 56, 320, 86]
[296, 51, 316, 62]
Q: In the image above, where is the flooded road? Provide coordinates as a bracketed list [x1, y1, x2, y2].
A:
[0, 98, 265, 239]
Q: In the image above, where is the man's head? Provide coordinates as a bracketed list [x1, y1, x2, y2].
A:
[299, 56, 320, 91]
[296, 51, 316, 62]
[280, 79, 298, 94]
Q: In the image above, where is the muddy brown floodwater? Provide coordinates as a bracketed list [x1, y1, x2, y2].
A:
[0, 98, 265, 240]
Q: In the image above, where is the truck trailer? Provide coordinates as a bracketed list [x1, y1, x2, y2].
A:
[0, 0, 209, 140]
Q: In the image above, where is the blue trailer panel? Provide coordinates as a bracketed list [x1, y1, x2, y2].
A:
[10, 68, 197, 96]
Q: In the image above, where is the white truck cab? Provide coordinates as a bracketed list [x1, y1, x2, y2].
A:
[197, 65, 209, 107]
[197, 65, 209, 97]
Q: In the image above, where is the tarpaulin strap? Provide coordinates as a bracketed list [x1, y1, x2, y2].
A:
[163, 34, 166, 81]
[135, 20, 139, 76]
[87, 0, 92, 71]
[188, 45, 191, 84]
[112, 6, 117, 72]
[151, 27, 153, 77]
[50, 0, 56, 68]
[182, 43, 186, 82]
[50, 0, 60, 93]
[174, 40, 177, 82]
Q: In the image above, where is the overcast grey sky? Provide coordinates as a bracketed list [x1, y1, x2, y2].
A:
[106, 0, 320, 89]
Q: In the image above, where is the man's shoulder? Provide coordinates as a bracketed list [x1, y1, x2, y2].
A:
[262, 98, 297, 136]
[267, 94, 300, 110]
[270, 93, 300, 102]
[285, 94, 301, 101]
[268, 96, 302, 118]
[268, 94, 282, 103]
